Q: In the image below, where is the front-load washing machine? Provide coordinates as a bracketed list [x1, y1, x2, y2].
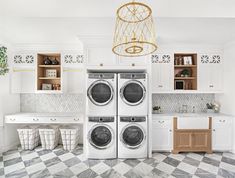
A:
[86, 116, 117, 159]
[118, 116, 147, 158]
[87, 73, 117, 116]
[118, 73, 148, 115]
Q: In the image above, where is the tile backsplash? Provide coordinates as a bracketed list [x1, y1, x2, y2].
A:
[20, 94, 85, 113]
[21, 93, 215, 114]
[152, 94, 215, 113]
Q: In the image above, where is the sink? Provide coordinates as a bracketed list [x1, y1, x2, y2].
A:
[177, 117, 209, 129]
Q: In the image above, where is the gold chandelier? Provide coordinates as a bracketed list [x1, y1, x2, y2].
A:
[112, 1, 157, 57]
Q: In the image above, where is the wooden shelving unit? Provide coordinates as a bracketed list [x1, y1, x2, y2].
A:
[37, 53, 61, 91]
[174, 53, 197, 90]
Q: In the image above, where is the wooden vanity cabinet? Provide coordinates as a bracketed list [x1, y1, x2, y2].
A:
[172, 117, 212, 154]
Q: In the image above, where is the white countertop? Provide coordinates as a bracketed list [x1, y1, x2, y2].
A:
[5, 112, 84, 124]
[152, 112, 233, 117]
[6, 112, 82, 117]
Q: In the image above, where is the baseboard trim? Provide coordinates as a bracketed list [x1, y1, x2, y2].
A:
[0, 143, 19, 153]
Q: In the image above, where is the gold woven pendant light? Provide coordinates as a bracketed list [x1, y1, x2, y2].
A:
[112, 1, 157, 57]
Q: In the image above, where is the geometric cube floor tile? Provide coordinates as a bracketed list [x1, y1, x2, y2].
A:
[1, 145, 235, 178]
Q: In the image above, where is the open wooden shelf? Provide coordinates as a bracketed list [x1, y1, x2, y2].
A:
[174, 53, 197, 90]
[37, 53, 61, 91]
[174, 77, 196, 80]
[174, 65, 197, 68]
[39, 77, 61, 80]
[39, 65, 61, 68]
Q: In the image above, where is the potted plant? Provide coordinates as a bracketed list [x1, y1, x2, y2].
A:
[0, 46, 9, 75]
[206, 103, 215, 113]
[181, 69, 190, 77]
[153, 106, 162, 114]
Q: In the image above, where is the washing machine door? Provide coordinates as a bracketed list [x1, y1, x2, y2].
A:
[88, 80, 114, 106]
[89, 124, 114, 149]
[121, 124, 146, 149]
[120, 80, 146, 106]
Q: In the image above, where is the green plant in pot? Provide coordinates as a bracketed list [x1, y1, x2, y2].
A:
[181, 69, 190, 77]
[153, 106, 161, 114]
[0, 46, 9, 75]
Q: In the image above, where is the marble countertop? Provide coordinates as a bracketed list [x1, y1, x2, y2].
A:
[152, 112, 233, 117]
[5, 112, 83, 118]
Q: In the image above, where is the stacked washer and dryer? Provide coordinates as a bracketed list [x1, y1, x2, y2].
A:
[85, 72, 148, 159]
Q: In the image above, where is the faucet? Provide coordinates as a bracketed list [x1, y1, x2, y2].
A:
[182, 105, 188, 113]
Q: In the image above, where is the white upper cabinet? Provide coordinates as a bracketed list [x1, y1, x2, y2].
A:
[212, 117, 233, 151]
[63, 68, 85, 93]
[151, 54, 174, 93]
[87, 47, 117, 67]
[11, 68, 36, 93]
[12, 52, 36, 67]
[11, 51, 36, 93]
[117, 55, 147, 67]
[61, 51, 84, 68]
[61, 51, 85, 93]
[198, 54, 223, 92]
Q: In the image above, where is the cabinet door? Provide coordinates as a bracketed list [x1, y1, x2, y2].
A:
[151, 54, 174, 92]
[117, 55, 147, 66]
[152, 118, 173, 151]
[11, 69, 35, 93]
[87, 47, 117, 66]
[212, 117, 232, 151]
[198, 54, 222, 92]
[63, 68, 85, 93]
[61, 52, 84, 68]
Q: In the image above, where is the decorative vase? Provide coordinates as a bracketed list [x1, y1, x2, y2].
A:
[44, 57, 52, 65]
[207, 109, 214, 113]
[153, 110, 161, 114]
[51, 58, 59, 65]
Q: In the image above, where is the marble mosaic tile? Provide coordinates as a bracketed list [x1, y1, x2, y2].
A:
[152, 94, 215, 113]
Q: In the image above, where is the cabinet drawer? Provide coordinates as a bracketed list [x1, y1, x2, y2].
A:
[212, 117, 232, 127]
[5, 117, 39, 123]
[152, 119, 172, 129]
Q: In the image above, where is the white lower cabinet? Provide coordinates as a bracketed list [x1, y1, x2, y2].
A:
[152, 117, 173, 151]
[212, 117, 233, 151]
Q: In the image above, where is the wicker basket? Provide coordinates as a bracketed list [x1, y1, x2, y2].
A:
[60, 127, 79, 151]
[17, 126, 39, 150]
[39, 126, 59, 150]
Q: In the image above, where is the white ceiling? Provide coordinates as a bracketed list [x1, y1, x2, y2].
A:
[1, 17, 235, 46]
[1, 0, 235, 46]
[1, 0, 235, 18]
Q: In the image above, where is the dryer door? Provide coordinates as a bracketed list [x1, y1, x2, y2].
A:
[121, 124, 146, 149]
[89, 124, 114, 149]
[88, 80, 114, 106]
[120, 80, 146, 106]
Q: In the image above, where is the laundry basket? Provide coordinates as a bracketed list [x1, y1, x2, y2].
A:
[39, 126, 59, 150]
[60, 126, 79, 151]
[17, 126, 39, 150]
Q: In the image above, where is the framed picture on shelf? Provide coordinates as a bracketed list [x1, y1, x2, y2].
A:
[42, 83, 52, 90]
[175, 80, 185, 90]
[183, 56, 192, 65]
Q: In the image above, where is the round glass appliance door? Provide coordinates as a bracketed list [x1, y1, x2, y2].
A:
[88, 80, 113, 106]
[89, 125, 113, 149]
[120, 80, 146, 106]
[121, 124, 145, 149]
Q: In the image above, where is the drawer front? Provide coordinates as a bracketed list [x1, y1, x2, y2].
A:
[212, 117, 232, 128]
[5, 116, 83, 124]
[5, 117, 39, 123]
[152, 119, 172, 129]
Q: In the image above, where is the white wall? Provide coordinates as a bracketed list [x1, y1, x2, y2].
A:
[0, 38, 20, 153]
[217, 42, 235, 153]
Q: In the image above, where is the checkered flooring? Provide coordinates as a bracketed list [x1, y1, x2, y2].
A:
[1, 146, 235, 178]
